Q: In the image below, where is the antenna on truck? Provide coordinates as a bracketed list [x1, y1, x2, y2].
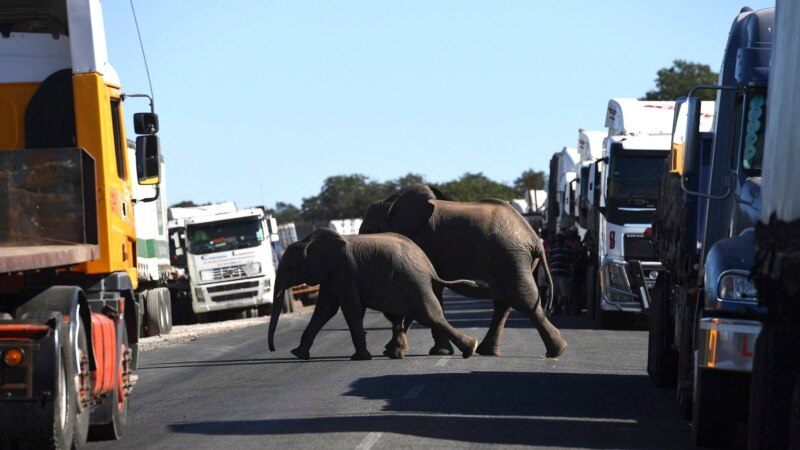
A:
[129, 0, 155, 104]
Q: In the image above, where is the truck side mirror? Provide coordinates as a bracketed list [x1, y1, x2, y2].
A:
[682, 97, 702, 177]
[134, 112, 159, 135]
[136, 135, 161, 185]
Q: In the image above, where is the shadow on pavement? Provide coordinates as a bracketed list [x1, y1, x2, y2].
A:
[168, 371, 688, 448]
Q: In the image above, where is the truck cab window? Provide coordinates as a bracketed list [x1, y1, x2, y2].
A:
[110, 99, 126, 179]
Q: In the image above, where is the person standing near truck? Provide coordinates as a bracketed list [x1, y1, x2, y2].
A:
[548, 232, 576, 314]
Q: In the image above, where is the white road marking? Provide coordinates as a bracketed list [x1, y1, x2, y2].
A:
[403, 383, 426, 399]
[356, 432, 382, 450]
[435, 358, 448, 367]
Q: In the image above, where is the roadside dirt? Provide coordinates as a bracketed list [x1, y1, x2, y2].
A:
[138, 305, 315, 352]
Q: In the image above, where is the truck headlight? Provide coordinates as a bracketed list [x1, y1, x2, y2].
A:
[200, 270, 215, 282]
[243, 262, 261, 277]
[718, 273, 758, 302]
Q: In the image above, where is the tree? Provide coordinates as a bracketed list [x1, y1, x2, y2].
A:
[170, 200, 200, 208]
[265, 202, 302, 223]
[434, 172, 517, 202]
[514, 169, 546, 194]
[300, 174, 387, 221]
[641, 60, 718, 102]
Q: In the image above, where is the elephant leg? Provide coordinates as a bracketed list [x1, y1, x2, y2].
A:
[428, 284, 454, 356]
[530, 303, 568, 358]
[413, 302, 477, 359]
[500, 270, 567, 358]
[292, 292, 339, 360]
[341, 302, 371, 361]
[382, 313, 407, 359]
[476, 301, 511, 356]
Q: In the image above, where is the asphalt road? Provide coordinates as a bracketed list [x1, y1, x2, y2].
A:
[89, 291, 691, 449]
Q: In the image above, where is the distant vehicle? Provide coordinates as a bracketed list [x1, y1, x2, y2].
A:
[545, 147, 580, 235]
[588, 99, 674, 328]
[167, 203, 280, 322]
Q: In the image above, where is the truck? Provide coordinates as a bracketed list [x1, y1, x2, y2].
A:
[573, 129, 605, 317]
[748, 1, 800, 448]
[0, 0, 162, 446]
[590, 99, 674, 328]
[646, 6, 773, 447]
[167, 203, 280, 322]
[130, 140, 172, 337]
[544, 147, 580, 236]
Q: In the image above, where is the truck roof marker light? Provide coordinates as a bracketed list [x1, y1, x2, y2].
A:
[644, 227, 653, 236]
[3, 347, 24, 367]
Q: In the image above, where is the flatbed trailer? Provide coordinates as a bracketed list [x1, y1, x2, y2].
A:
[0, 245, 99, 273]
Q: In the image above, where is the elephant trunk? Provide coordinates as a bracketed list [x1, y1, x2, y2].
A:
[268, 288, 286, 351]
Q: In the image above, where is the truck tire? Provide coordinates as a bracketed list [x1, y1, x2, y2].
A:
[72, 321, 91, 448]
[158, 288, 172, 334]
[748, 324, 800, 450]
[692, 367, 749, 448]
[88, 326, 130, 441]
[647, 274, 677, 387]
[143, 290, 162, 337]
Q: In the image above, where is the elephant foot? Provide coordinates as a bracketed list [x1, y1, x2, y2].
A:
[545, 340, 568, 359]
[291, 347, 310, 360]
[428, 343, 454, 356]
[350, 350, 373, 361]
[384, 341, 409, 352]
[382, 348, 405, 359]
[476, 342, 501, 356]
[461, 338, 479, 359]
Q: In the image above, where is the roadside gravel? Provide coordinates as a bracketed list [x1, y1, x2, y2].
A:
[138, 306, 315, 352]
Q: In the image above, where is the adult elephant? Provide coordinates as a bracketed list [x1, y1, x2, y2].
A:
[359, 183, 566, 358]
[268, 228, 480, 360]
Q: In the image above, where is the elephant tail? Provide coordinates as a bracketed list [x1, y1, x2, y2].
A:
[534, 249, 555, 316]
[433, 277, 489, 289]
[268, 289, 286, 351]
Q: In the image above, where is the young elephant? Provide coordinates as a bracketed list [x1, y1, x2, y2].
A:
[267, 228, 479, 360]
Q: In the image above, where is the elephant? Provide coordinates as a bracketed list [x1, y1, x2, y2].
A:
[359, 183, 567, 358]
[267, 227, 480, 361]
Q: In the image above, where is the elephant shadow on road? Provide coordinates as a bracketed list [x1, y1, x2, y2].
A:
[168, 371, 689, 449]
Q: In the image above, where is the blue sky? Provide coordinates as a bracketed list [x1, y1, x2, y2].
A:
[102, 1, 774, 209]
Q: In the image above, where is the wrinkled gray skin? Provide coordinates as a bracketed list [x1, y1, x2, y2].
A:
[268, 228, 479, 360]
[359, 183, 566, 358]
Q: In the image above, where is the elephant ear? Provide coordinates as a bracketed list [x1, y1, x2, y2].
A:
[428, 185, 450, 200]
[388, 184, 436, 238]
[359, 199, 394, 234]
[305, 228, 347, 286]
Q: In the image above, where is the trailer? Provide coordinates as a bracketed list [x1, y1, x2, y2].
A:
[748, 1, 800, 447]
[0, 0, 162, 446]
[646, 6, 774, 447]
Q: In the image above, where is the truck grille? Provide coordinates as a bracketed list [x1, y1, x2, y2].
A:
[624, 234, 656, 260]
[210, 265, 246, 281]
[207, 280, 260, 302]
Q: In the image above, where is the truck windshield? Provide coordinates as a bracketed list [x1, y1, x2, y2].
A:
[187, 218, 264, 255]
[607, 154, 667, 200]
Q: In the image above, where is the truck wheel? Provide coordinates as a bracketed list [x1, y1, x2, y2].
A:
[89, 326, 130, 441]
[692, 367, 748, 448]
[647, 274, 677, 387]
[72, 320, 91, 448]
[38, 325, 79, 449]
[748, 324, 800, 450]
[158, 288, 172, 334]
[596, 308, 619, 330]
[144, 290, 163, 337]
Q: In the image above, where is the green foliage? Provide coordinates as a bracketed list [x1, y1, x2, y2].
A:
[434, 172, 517, 202]
[641, 60, 718, 102]
[513, 169, 546, 193]
[170, 200, 201, 208]
[265, 171, 533, 223]
[265, 202, 302, 223]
